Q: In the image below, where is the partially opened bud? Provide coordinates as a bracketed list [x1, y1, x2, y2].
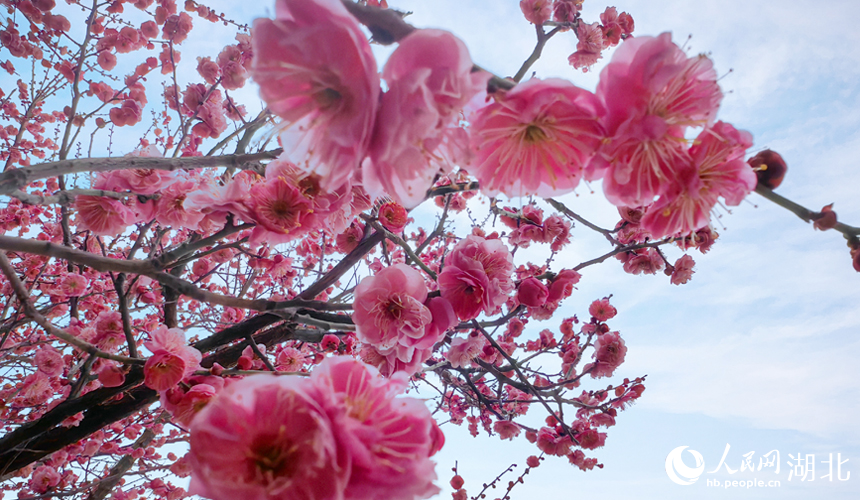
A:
[812, 203, 837, 231]
[748, 149, 787, 189]
[850, 244, 860, 273]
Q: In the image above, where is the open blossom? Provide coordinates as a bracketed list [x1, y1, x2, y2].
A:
[75, 195, 134, 236]
[360, 295, 456, 377]
[109, 99, 143, 127]
[619, 247, 663, 275]
[58, 273, 88, 297]
[311, 357, 441, 500]
[364, 29, 488, 208]
[29, 465, 61, 494]
[34, 346, 64, 377]
[445, 332, 487, 368]
[568, 22, 605, 71]
[670, 254, 696, 285]
[353, 264, 432, 352]
[470, 78, 604, 198]
[335, 221, 364, 254]
[592, 33, 723, 207]
[439, 235, 514, 320]
[189, 375, 349, 500]
[588, 298, 617, 321]
[144, 351, 187, 391]
[143, 326, 202, 391]
[247, 175, 314, 246]
[155, 180, 207, 230]
[252, 0, 379, 191]
[520, 0, 552, 25]
[640, 122, 755, 238]
[378, 201, 407, 233]
[585, 331, 627, 378]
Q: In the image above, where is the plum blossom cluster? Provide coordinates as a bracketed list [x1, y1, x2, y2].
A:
[252, 0, 487, 208]
[471, 33, 757, 239]
[519, 1, 635, 71]
[437, 296, 645, 480]
[254, 0, 752, 241]
[189, 357, 442, 500]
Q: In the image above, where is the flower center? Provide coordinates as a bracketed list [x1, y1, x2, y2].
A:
[315, 87, 342, 109]
[523, 124, 548, 143]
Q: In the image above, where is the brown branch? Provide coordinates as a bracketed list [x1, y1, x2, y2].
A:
[0, 150, 280, 196]
[754, 184, 860, 237]
[0, 252, 142, 365]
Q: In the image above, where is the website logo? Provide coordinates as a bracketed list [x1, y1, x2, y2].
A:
[666, 446, 705, 485]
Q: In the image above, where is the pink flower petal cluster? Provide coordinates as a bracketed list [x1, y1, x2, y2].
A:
[364, 29, 488, 208]
[438, 235, 514, 321]
[243, 157, 360, 245]
[34, 346, 64, 377]
[74, 195, 135, 236]
[528, 269, 581, 320]
[516, 277, 549, 307]
[251, 0, 379, 192]
[253, 2, 484, 207]
[445, 331, 487, 369]
[584, 331, 627, 378]
[469, 78, 604, 198]
[312, 357, 441, 500]
[640, 121, 755, 238]
[502, 205, 571, 251]
[189, 357, 441, 500]
[189, 374, 348, 500]
[670, 254, 696, 285]
[519, 0, 552, 25]
[143, 326, 201, 392]
[354, 264, 455, 376]
[591, 32, 723, 207]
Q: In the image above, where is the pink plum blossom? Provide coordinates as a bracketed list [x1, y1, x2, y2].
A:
[247, 174, 314, 246]
[189, 375, 349, 500]
[354, 264, 431, 351]
[353, 264, 454, 377]
[592, 33, 723, 207]
[310, 357, 441, 500]
[588, 298, 617, 321]
[568, 22, 605, 71]
[29, 465, 61, 493]
[75, 195, 134, 236]
[252, 0, 379, 191]
[378, 201, 407, 233]
[585, 331, 627, 378]
[516, 277, 549, 307]
[144, 351, 187, 391]
[446, 332, 487, 368]
[670, 254, 696, 285]
[34, 346, 64, 377]
[364, 29, 488, 208]
[469, 78, 604, 198]
[494, 420, 522, 440]
[439, 235, 514, 320]
[640, 121, 754, 238]
[520, 0, 552, 25]
[109, 99, 143, 127]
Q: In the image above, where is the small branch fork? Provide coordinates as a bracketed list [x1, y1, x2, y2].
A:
[0, 252, 142, 365]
